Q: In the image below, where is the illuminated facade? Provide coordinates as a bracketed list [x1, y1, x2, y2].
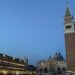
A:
[0, 53, 28, 75]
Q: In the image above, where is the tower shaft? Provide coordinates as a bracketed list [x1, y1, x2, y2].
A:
[64, 3, 75, 71]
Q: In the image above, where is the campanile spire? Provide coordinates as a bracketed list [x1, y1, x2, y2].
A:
[65, 0, 71, 17]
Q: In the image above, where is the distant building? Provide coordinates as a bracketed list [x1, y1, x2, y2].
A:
[36, 52, 67, 74]
[0, 53, 28, 75]
[21, 56, 28, 65]
[64, 2, 75, 71]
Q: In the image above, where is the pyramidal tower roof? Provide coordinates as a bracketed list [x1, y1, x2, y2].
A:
[65, 0, 71, 17]
[65, 7, 71, 17]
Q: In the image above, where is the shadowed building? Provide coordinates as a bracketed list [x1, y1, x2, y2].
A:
[64, 2, 75, 71]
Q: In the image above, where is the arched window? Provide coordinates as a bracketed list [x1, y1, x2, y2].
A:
[57, 67, 61, 74]
[62, 68, 66, 72]
[44, 68, 48, 73]
[40, 68, 43, 73]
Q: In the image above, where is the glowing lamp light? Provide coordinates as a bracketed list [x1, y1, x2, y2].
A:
[3, 70, 7, 74]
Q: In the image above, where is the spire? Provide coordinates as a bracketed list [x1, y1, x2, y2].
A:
[65, 0, 71, 17]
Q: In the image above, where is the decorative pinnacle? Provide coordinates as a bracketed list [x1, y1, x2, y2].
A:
[65, 0, 71, 17]
[66, 0, 69, 7]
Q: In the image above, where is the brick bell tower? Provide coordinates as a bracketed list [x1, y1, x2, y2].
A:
[64, 2, 75, 71]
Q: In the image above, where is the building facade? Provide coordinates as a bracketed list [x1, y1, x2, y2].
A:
[64, 4, 75, 71]
[0, 53, 28, 75]
[36, 53, 67, 74]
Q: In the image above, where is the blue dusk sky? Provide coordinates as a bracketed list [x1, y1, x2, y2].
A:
[0, 0, 75, 64]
